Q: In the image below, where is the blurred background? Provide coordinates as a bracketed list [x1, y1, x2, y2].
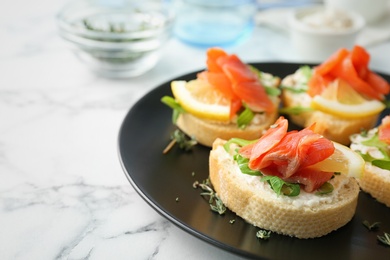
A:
[1, 0, 390, 259]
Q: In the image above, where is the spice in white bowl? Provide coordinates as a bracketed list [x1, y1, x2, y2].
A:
[324, 0, 389, 24]
[288, 6, 365, 62]
[300, 8, 354, 31]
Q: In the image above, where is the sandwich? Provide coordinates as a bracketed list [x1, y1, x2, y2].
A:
[162, 47, 280, 147]
[281, 45, 389, 145]
[350, 115, 390, 207]
[209, 116, 364, 238]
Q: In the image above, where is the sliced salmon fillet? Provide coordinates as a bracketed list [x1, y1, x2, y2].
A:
[308, 45, 390, 100]
[206, 47, 228, 73]
[239, 117, 335, 193]
[330, 57, 382, 100]
[314, 48, 349, 76]
[198, 71, 236, 100]
[379, 115, 390, 144]
[200, 47, 276, 117]
[239, 116, 288, 160]
[217, 53, 275, 113]
[286, 168, 334, 193]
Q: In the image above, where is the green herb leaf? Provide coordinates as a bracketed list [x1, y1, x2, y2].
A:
[377, 232, 390, 246]
[172, 109, 181, 124]
[237, 106, 255, 129]
[316, 182, 334, 195]
[361, 134, 390, 159]
[279, 66, 312, 93]
[223, 138, 257, 153]
[248, 65, 281, 96]
[357, 152, 390, 171]
[233, 154, 262, 176]
[359, 132, 390, 170]
[210, 197, 227, 215]
[360, 129, 369, 137]
[362, 220, 381, 231]
[193, 179, 226, 215]
[261, 175, 300, 196]
[264, 86, 281, 96]
[299, 65, 313, 79]
[162, 129, 197, 154]
[383, 99, 390, 109]
[279, 106, 314, 115]
[358, 151, 376, 162]
[281, 183, 300, 197]
[372, 159, 390, 170]
[256, 229, 271, 240]
[361, 133, 387, 148]
[172, 129, 197, 150]
[161, 96, 186, 123]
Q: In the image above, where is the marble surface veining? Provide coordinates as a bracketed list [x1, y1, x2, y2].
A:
[1, 0, 390, 259]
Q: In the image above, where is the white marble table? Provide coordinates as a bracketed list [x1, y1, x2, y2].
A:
[1, 1, 390, 259]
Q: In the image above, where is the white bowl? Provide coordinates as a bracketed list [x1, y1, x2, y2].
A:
[324, 0, 389, 24]
[288, 6, 365, 62]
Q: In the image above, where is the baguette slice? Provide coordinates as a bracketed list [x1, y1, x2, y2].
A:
[281, 74, 379, 145]
[358, 163, 390, 207]
[209, 138, 360, 239]
[176, 109, 278, 147]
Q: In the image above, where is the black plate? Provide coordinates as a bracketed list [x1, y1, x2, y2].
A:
[118, 63, 390, 259]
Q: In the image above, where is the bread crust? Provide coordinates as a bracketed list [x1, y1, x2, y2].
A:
[358, 163, 390, 207]
[209, 139, 360, 239]
[176, 110, 278, 147]
[281, 89, 379, 145]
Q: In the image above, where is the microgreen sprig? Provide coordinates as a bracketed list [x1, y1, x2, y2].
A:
[377, 232, 390, 246]
[278, 106, 314, 115]
[237, 105, 255, 129]
[261, 175, 300, 197]
[162, 129, 197, 154]
[161, 96, 185, 123]
[256, 229, 271, 240]
[193, 179, 226, 215]
[363, 220, 381, 231]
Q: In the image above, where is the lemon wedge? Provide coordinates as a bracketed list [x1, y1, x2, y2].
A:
[308, 142, 365, 179]
[311, 80, 385, 118]
[311, 96, 385, 119]
[171, 80, 231, 121]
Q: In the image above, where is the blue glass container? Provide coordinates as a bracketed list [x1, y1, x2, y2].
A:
[173, 0, 257, 47]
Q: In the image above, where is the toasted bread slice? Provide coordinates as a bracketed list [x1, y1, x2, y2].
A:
[358, 163, 390, 207]
[209, 138, 360, 239]
[176, 108, 278, 147]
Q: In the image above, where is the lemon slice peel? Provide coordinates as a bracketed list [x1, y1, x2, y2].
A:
[171, 80, 231, 122]
[311, 95, 385, 119]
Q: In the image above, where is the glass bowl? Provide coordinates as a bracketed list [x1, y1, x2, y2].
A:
[57, 0, 175, 78]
